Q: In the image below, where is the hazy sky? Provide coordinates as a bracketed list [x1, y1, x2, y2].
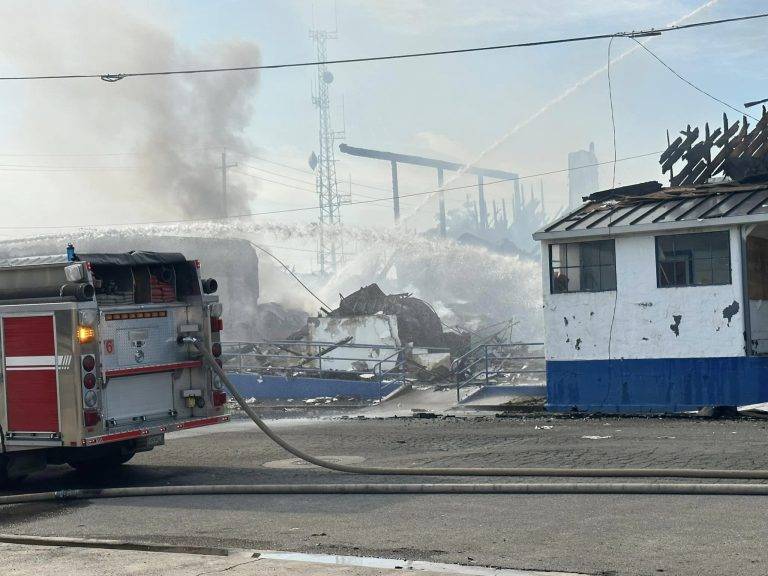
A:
[0, 0, 764, 268]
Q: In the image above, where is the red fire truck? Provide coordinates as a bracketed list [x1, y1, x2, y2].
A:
[0, 247, 228, 483]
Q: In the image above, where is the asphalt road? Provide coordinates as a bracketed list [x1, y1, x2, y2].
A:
[2, 414, 768, 576]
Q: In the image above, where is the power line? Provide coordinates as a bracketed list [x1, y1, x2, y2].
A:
[231, 168, 316, 193]
[0, 164, 135, 172]
[629, 37, 760, 122]
[0, 13, 765, 82]
[0, 146, 210, 157]
[234, 152, 395, 194]
[0, 150, 662, 230]
[246, 241, 330, 309]
[607, 36, 618, 189]
[0, 151, 142, 157]
[232, 165, 413, 208]
[0, 152, 406, 206]
[236, 161, 415, 206]
[239, 162, 316, 186]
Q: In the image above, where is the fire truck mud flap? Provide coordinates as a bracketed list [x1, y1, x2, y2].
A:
[134, 434, 164, 452]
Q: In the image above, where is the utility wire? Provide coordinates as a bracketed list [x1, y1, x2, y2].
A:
[233, 165, 415, 208]
[231, 168, 316, 193]
[629, 37, 760, 122]
[234, 153, 395, 193]
[0, 164, 135, 172]
[237, 161, 399, 200]
[238, 162, 317, 186]
[0, 150, 662, 230]
[607, 36, 618, 189]
[246, 240, 330, 309]
[0, 13, 765, 82]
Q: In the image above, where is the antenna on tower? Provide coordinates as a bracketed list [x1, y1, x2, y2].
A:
[309, 24, 349, 276]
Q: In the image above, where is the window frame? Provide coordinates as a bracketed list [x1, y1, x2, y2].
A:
[654, 230, 732, 289]
[548, 238, 617, 294]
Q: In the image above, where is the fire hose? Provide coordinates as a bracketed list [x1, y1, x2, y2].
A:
[191, 338, 768, 481]
[3, 335, 768, 507]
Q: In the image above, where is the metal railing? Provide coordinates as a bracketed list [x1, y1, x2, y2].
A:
[221, 340, 406, 384]
[452, 342, 545, 401]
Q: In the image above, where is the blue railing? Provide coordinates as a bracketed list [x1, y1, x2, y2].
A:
[221, 340, 407, 400]
[452, 342, 545, 402]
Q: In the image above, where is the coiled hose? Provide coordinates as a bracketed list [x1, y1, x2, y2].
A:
[3, 336, 768, 507]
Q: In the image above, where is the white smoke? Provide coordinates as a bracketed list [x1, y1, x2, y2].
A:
[0, 1, 260, 222]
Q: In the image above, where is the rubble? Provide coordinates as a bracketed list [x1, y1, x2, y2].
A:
[254, 302, 308, 341]
[330, 283, 446, 348]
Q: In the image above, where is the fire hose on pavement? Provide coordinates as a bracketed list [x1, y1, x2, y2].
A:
[2, 335, 768, 506]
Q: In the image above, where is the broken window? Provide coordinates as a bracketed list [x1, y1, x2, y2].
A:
[655, 231, 731, 288]
[549, 239, 616, 294]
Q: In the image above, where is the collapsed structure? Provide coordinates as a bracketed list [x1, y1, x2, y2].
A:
[329, 284, 445, 348]
[282, 284, 463, 378]
[534, 108, 768, 413]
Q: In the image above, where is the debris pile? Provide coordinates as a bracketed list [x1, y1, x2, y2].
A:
[255, 302, 309, 341]
[330, 283, 446, 349]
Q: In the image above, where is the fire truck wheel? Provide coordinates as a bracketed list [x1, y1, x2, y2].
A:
[69, 448, 136, 474]
[0, 455, 7, 488]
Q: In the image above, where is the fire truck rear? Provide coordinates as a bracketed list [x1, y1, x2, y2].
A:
[0, 247, 228, 483]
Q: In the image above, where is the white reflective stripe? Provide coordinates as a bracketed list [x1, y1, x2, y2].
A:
[6, 366, 56, 371]
[5, 356, 56, 367]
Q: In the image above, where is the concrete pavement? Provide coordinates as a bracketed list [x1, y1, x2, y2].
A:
[0, 540, 585, 575]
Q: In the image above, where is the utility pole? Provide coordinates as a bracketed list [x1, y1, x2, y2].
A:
[437, 167, 446, 237]
[477, 174, 487, 230]
[220, 151, 237, 218]
[391, 161, 400, 221]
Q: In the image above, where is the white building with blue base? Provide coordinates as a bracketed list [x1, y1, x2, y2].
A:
[533, 178, 768, 413]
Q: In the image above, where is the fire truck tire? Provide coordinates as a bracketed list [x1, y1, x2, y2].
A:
[69, 448, 136, 474]
[0, 455, 7, 488]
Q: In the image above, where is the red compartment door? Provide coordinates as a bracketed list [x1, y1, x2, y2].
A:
[3, 316, 59, 433]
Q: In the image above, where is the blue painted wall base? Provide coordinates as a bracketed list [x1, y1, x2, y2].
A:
[547, 356, 768, 413]
[227, 373, 402, 401]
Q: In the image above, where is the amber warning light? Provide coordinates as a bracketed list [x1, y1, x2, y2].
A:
[77, 325, 96, 344]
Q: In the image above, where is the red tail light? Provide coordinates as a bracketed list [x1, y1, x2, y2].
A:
[210, 317, 223, 332]
[82, 354, 96, 372]
[83, 373, 96, 389]
[212, 390, 227, 407]
[83, 410, 101, 427]
[212, 342, 222, 357]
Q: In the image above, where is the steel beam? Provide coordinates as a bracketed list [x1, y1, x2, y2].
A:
[340, 143, 517, 180]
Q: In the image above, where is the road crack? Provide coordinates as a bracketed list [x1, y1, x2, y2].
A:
[194, 556, 260, 576]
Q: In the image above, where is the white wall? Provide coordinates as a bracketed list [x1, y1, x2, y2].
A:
[542, 227, 746, 361]
[307, 315, 401, 372]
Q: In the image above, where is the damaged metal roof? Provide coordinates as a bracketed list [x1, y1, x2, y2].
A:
[533, 178, 768, 241]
